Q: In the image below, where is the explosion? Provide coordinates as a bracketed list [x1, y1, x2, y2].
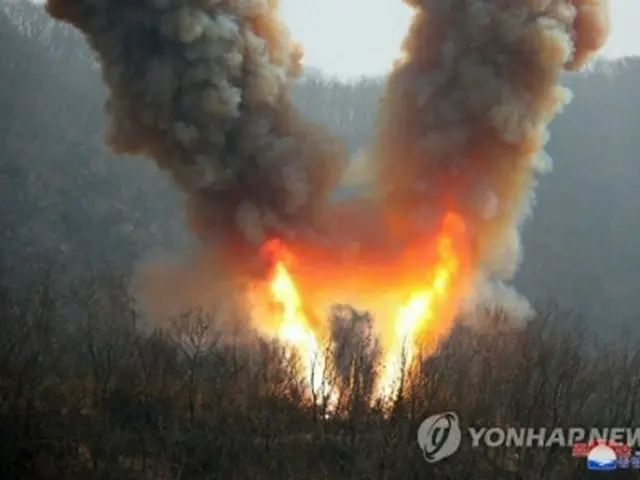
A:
[258, 237, 336, 403]
[44, 0, 610, 406]
[374, 211, 471, 401]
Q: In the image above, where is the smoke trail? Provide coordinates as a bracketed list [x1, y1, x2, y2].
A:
[370, 0, 610, 280]
[44, 0, 348, 277]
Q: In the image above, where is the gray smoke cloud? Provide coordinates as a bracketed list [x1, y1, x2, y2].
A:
[43, 0, 611, 342]
[45, 0, 349, 282]
[370, 0, 611, 282]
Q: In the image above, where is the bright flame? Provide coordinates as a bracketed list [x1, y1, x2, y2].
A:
[258, 239, 337, 408]
[254, 211, 471, 407]
[269, 260, 330, 397]
[374, 213, 469, 402]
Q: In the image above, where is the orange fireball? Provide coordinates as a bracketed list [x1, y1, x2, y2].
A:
[250, 203, 473, 407]
[374, 212, 471, 402]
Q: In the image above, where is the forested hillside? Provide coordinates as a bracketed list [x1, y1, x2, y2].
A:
[2, 2, 638, 326]
[0, 2, 189, 280]
[1, 3, 640, 479]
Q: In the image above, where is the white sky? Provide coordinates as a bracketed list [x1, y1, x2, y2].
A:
[281, 0, 640, 79]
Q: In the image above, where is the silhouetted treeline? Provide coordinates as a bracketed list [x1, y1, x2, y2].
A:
[2, 266, 640, 479]
[2, 4, 640, 478]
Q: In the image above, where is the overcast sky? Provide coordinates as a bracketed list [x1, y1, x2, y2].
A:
[282, 1, 639, 78]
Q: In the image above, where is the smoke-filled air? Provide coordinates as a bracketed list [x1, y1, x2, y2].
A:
[372, 0, 610, 281]
[46, 0, 349, 265]
[44, 0, 610, 406]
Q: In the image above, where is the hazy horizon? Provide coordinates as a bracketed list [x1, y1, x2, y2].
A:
[13, 0, 639, 78]
[282, 0, 640, 78]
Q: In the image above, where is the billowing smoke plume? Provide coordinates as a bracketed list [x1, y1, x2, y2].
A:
[370, 0, 610, 281]
[45, 0, 349, 278]
[43, 0, 610, 338]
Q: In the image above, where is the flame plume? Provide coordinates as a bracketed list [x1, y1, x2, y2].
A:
[371, 0, 610, 281]
[259, 238, 336, 404]
[374, 212, 471, 402]
[43, 0, 611, 405]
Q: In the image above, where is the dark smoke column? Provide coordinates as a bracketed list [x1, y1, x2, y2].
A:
[45, 0, 348, 268]
[370, 0, 610, 282]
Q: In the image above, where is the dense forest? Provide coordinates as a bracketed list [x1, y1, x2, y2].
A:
[1, 2, 640, 478]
